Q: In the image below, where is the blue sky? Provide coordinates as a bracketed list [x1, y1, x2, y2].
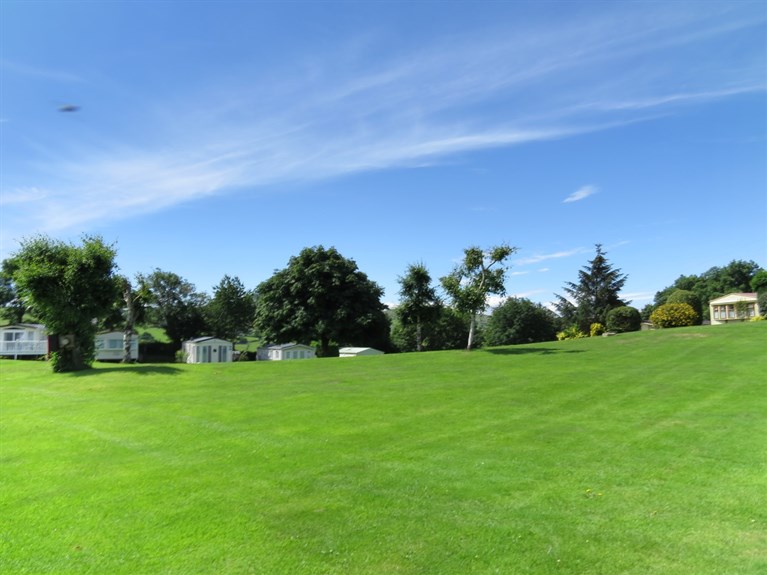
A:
[1, 1, 765, 309]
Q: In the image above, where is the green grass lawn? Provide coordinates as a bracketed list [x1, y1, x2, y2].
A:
[1, 323, 765, 574]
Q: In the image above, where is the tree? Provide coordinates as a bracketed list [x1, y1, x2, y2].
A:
[254, 246, 389, 357]
[750, 270, 767, 293]
[11, 235, 118, 372]
[205, 275, 256, 342]
[440, 243, 516, 350]
[485, 297, 560, 346]
[139, 269, 209, 347]
[0, 258, 26, 324]
[397, 263, 441, 352]
[554, 244, 628, 332]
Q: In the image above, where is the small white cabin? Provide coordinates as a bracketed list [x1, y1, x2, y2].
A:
[709, 293, 760, 325]
[95, 331, 139, 361]
[183, 337, 233, 364]
[257, 343, 316, 361]
[339, 347, 384, 358]
[0, 323, 48, 358]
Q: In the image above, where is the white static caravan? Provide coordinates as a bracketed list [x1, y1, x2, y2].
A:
[339, 347, 384, 358]
[257, 343, 316, 361]
[0, 323, 48, 358]
[709, 293, 760, 325]
[183, 337, 233, 364]
[95, 331, 139, 361]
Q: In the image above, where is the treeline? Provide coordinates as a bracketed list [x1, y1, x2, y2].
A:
[1, 235, 764, 372]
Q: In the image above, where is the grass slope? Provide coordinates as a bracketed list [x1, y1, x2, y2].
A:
[1, 323, 765, 574]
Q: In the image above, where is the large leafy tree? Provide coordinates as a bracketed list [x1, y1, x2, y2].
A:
[485, 297, 560, 346]
[554, 244, 629, 332]
[205, 275, 256, 342]
[0, 258, 26, 324]
[11, 235, 118, 372]
[397, 263, 441, 352]
[254, 246, 388, 357]
[139, 269, 209, 347]
[440, 243, 516, 350]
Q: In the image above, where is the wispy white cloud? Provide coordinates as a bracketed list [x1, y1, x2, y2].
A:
[564, 185, 598, 204]
[621, 291, 655, 304]
[514, 249, 588, 266]
[3, 2, 764, 242]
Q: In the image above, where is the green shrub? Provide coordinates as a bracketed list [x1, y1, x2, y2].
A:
[759, 292, 767, 318]
[666, 290, 702, 323]
[650, 303, 699, 328]
[606, 306, 642, 333]
[557, 325, 587, 340]
[750, 315, 765, 322]
[590, 323, 605, 337]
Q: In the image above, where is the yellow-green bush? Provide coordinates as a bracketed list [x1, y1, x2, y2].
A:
[557, 325, 587, 340]
[650, 303, 699, 328]
[590, 323, 605, 337]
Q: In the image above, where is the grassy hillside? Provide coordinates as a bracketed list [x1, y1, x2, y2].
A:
[1, 323, 765, 574]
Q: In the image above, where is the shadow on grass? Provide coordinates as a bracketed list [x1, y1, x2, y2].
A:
[68, 365, 183, 377]
[484, 347, 586, 356]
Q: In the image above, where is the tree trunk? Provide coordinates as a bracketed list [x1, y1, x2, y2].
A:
[122, 280, 136, 363]
[416, 319, 423, 352]
[466, 314, 476, 351]
[320, 334, 330, 358]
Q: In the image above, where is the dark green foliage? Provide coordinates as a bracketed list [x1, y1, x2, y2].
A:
[397, 263, 441, 352]
[554, 244, 629, 332]
[605, 306, 641, 333]
[758, 292, 767, 318]
[391, 307, 476, 352]
[751, 270, 767, 293]
[11, 235, 118, 371]
[205, 275, 256, 342]
[139, 270, 209, 347]
[254, 246, 389, 357]
[485, 297, 560, 346]
[0, 258, 26, 324]
[666, 290, 702, 324]
[440, 244, 516, 350]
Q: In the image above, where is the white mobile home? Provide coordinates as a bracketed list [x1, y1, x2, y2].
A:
[0, 324, 48, 358]
[257, 343, 316, 361]
[709, 293, 760, 325]
[95, 331, 139, 361]
[339, 347, 384, 358]
[183, 337, 233, 363]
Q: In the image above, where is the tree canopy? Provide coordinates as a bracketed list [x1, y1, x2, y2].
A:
[253, 246, 389, 357]
[139, 269, 209, 347]
[554, 244, 628, 332]
[11, 235, 118, 371]
[397, 263, 441, 352]
[205, 275, 256, 342]
[485, 297, 560, 346]
[441, 244, 516, 350]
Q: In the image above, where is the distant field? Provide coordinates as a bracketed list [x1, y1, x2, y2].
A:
[1, 323, 765, 574]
